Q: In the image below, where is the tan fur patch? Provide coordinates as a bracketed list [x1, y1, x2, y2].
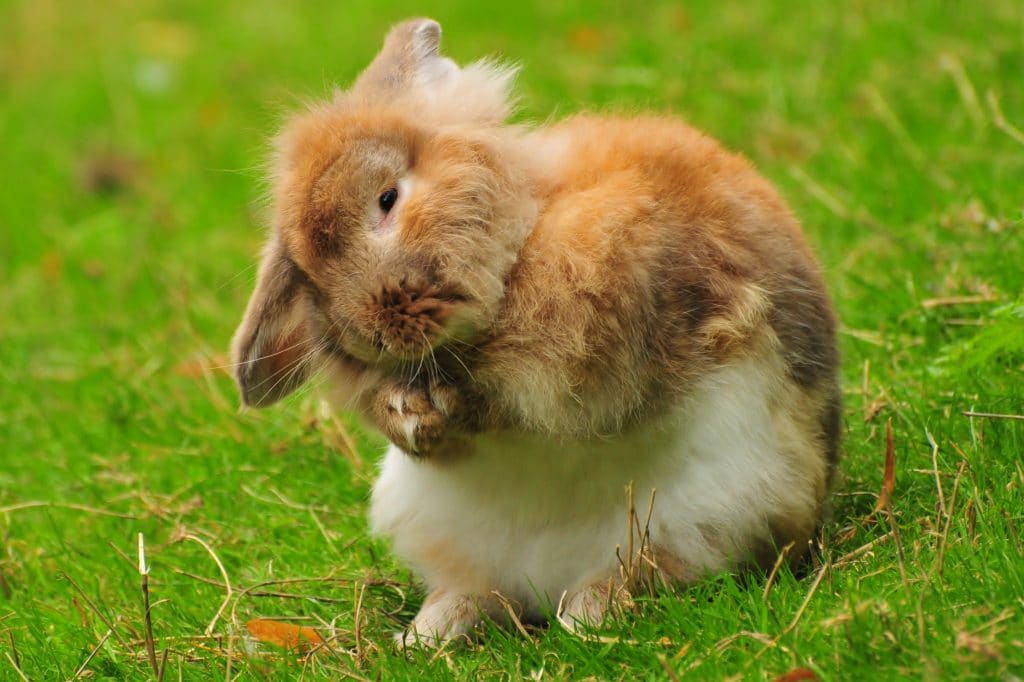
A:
[650, 544, 698, 584]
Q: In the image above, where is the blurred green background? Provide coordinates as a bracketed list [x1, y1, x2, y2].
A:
[1, 1, 1022, 679]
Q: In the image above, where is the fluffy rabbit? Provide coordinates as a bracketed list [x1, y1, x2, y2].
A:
[231, 18, 841, 645]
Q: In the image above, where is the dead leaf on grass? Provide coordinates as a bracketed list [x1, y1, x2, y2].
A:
[871, 418, 896, 516]
[774, 668, 820, 682]
[246, 619, 324, 653]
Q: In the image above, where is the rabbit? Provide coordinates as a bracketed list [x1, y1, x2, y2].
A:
[230, 18, 841, 646]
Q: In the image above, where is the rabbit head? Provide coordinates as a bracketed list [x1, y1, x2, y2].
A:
[231, 19, 534, 407]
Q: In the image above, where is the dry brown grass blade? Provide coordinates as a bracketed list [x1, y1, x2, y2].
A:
[926, 430, 947, 525]
[1001, 510, 1022, 555]
[657, 653, 682, 682]
[491, 590, 533, 642]
[962, 411, 1024, 421]
[884, 506, 909, 588]
[138, 534, 169, 681]
[938, 53, 985, 127]
[833, 531, 894, 569]
[72, 628, 113, 679]
[170, 567, 350, 603]
[60, 572, 133, 651]
[0, 501, 136, 519]
[3, 650, 28, 682]
[553, 590, 638, 645]
[921, 294, 999, 309]
[139, 534, 159, 678]
[6, 632, 19, 672]
[965, 498, 978, 544]
[617, 482, 659, 596]
[935, 462, 967, 577]
[176, 533, 233, 636]
[749, 559, 832, 662]
[157, 647, 170, 682]
[782, 560, 830, 636]
[762, 542, 795, 600]
[987, 89, 1024, 147]
[353, 582, 366, 664]
[239, 484, 338, 515]
[871, 419, 896, 516]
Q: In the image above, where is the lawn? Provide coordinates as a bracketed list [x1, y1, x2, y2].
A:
[2, 0, 1023, 679]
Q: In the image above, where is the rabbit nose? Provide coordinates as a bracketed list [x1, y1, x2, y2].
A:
[369, 279, 454, 356]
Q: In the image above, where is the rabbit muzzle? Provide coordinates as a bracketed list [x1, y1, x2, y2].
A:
[363, 277, 466, 360]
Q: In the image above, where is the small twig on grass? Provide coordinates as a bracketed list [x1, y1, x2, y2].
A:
[987, 89, 1024, 147]
[1001, 511, 1022, 555]
[239, 484, 338, 515]
[308, 509, 338, 555]
[781, 560, 830, 637]
[60, 572, 133, 651]
[170, 567, 349, 603]
[787, 166, 849, 219]
[713, 630, 775, 654]
[0, 501, 136, 519]
[319, 405, 365, 475]
[624, 483, 635, 588]
[935, 462, 967, 578]
[157, 647, 169, 682]
[169, 568, 227, 588]
[967, 608, 1015, 638]
[491, 590, 532, 642]
[938, 53, 985, 128]
[125, 634, 227, 648]
[926, 430, 947, 524]
[832, 531, 894, 568]
[316, 666, 371, 682]
[224, 631, 233, 682]
[908, 468, 957, 478]
[6, 632, 19, 672]
[884, 506, 910, 589]
[72, 628, 112, 679]
[353, 582, 366, 664]
[965, 498, 978, 545]
[108, 539, 138, 571]
[176, 534, 233, 636]
[739, 559, 831, 663]
[962, 411, 1024, 421]
[617, 482, 659, 596]
[762, 542, 795, 600]
[3, 651, 28, 682]
[921, 294, 999, 309]
[656, 654, 682, 682]
[139, 533, 162, 680]
[553, 590, 638, 645]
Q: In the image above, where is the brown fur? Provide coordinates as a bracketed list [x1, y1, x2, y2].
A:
[650, 544, 699, 584]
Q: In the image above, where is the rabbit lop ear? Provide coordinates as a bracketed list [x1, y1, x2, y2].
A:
[230, 238, 315, 407]
[351, 18, 459, 99]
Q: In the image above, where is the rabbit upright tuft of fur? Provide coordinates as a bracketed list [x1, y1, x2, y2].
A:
[232, 18, 841, 646]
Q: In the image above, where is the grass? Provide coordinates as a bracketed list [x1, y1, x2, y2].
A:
[1, 0, 1022, 679]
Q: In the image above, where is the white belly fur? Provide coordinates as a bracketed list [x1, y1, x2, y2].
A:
[368, 348, 824, 616]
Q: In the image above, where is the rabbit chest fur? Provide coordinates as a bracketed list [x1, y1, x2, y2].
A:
[231, 19, 840, 645]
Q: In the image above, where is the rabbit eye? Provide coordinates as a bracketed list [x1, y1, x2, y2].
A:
[378, 188, 398, 213]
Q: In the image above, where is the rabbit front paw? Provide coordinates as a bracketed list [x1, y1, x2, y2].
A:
[371, 378, 459, 457]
